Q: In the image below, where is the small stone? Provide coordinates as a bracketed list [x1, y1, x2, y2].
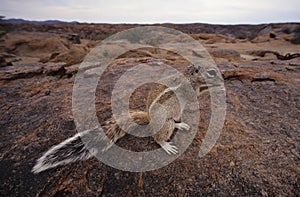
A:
[269, 32, 276, 39]
[45, 90, 51, 95]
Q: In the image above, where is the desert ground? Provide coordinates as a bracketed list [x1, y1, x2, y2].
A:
[0, 22, 300, 196]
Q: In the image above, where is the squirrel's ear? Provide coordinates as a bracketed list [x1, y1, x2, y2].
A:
[185, 65, 195, 75]
[32, 133, 93, 173]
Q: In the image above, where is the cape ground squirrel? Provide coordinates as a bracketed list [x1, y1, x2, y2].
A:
[32, 63, 221, 173]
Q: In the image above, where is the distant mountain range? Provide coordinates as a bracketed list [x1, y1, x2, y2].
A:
[1, 18, 79, 24]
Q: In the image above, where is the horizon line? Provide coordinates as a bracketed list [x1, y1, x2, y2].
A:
[2, 17, 300, 26]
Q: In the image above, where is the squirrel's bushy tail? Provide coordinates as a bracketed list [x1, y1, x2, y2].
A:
[32, 125, 122, 174]
[32, 130, 92, 173]
[32, 110, 149, 174]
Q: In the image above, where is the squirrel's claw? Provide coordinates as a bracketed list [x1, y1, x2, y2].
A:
[161, 141, 178, 155]
[175, 122, 190, 131]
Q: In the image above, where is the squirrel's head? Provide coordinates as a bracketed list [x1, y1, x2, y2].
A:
[185, 64, 224, 96]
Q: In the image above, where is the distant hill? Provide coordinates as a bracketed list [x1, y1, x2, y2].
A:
[1, 18, 299, 41]
[1, 18, 79, 24]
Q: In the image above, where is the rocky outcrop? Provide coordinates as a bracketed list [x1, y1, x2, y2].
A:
[0, 62, 78, 80]
[1, 22, 299, 41]
[249, 50, 300, 60]
[0, 22, 299, 196]
[209, 49, 241, 61]
[0, 32, 92, 66]
[0, 55, 299, 196]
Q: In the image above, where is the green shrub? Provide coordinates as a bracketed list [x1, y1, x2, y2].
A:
[95, 33, 112, 40]
[236, 31, 258, 40]
[291, 34, 300, 44]
[293, 26, 300, 34]
[282, 28, 291, 34]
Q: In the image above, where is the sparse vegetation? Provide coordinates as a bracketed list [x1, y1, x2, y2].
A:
[0, 31, 6, 37]
[293, 26, 300, 33]
[282, 27, 291, 34]
[0, 16, 7, 38]
[0, 16, 5, 22]
[0, 15, 13, 35]
[291, 33, 300, 44]
[95, 32, 112, 40]
[291, 26, 300, 44]
[236, 31, 258, 40]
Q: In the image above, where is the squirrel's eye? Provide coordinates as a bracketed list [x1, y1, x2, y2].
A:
[207, 69, 217, 78]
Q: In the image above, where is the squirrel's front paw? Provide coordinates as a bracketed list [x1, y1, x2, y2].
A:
[161, 142, 178, 155]
[175, 122, 190, 131]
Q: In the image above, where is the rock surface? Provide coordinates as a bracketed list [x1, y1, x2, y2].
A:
[0, 23, 300, 196]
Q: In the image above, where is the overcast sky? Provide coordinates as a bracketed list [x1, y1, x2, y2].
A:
[1, 0, 299, 24]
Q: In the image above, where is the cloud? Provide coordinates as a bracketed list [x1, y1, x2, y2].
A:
[0, 0, 299, 24]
